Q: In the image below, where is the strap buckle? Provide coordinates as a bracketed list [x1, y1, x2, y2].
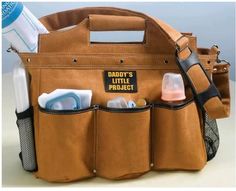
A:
[211, 45, 230, 65]
[175, 36, 189, 53]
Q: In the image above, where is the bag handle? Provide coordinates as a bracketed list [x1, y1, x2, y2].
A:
[38, 7, 230, 119]
[89, 14, 145, 31]
[39, 7, 189, 53]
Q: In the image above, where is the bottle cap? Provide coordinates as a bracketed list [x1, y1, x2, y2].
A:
[128, 100, 136, 108]
[161, 73, 186, 101]
[2, 2, 23, 28]
[136, 98, 147, 107]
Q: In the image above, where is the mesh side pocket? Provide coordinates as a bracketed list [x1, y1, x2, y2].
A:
[16, 106, 37, 171]
[204, 113, 219, 161]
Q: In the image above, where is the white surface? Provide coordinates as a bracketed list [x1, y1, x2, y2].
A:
[13, 63, 30, 113]
[2, 73, 236, 187]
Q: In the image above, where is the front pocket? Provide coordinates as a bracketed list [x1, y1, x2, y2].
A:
[96, 106, 150, 179]
[36, 107, 94, 182]
[152, 100, 207, 170]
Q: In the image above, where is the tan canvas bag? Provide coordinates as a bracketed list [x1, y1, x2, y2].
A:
[16, 7, 230, 182]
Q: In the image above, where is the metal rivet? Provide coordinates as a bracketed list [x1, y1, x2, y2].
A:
[223, 67, 227, 71]
[213, 68, 217, 72]
[72, 58, 77, 63]
[120, 59, 124, 64]
[27, 58, 31, 62]
[93, 169, 96, 174]
[150, 163, 154, 167]
[164, 60, 168, 64]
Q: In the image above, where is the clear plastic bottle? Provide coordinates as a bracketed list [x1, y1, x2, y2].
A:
[161, 73, 186, 102]
[2, 2, 48, 52]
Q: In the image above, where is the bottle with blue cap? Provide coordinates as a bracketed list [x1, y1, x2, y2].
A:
[2, 2, 48, 52]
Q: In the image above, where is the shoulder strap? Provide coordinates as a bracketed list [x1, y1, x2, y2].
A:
[177, 48, 230, 119]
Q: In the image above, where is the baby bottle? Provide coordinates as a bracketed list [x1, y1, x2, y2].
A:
[161, 73, 186, 102]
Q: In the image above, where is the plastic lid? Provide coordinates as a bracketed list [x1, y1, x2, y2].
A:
[161, 73, 186, 101]
[2, 2, 23, 28]
[45, 92, 81, 110]
[128, 100, 136, 108]
[107, 96, 128, 108]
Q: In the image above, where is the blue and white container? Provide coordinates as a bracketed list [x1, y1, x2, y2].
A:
[38, 89, 93, 110]
[2, 2, 48, 52]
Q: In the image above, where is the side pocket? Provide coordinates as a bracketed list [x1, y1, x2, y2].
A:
[152, 100, 207, 170]
[16, 106, 37, 171]
[36, 107, 94, 182]
[96, 107, 150, 179]
[204, 113, 219, 161]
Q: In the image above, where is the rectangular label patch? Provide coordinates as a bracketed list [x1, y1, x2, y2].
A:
[104, 71, 137, 93]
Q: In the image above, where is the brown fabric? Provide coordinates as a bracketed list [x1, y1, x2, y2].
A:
[96, 109, 150, 179]
[89, 15, 145, 31]
[182, 33, 197, 52]
[206, 62, 231, 118]
[37, 18, 177, 54]
[36, 109, 94, 182]
[187, 65, 210, 92]
[213, 63, 230, 100]
[16, 7, 230, 182]
[153, 101, 207, 170]
[37, 7, 190, 54]
[186, 63, 230, 119]
[39, 7, 187, 49]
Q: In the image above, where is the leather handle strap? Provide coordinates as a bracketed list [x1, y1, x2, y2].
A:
[39, 7, 189, 52]
[89, 14, 145, 31]
[177, 50, 230, 119]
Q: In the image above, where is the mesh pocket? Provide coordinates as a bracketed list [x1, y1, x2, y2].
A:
[16, 106, 37, 171]
[204, 113, 219, 161]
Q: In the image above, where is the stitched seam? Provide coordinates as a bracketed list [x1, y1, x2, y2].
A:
[95, 109, 98, 174]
